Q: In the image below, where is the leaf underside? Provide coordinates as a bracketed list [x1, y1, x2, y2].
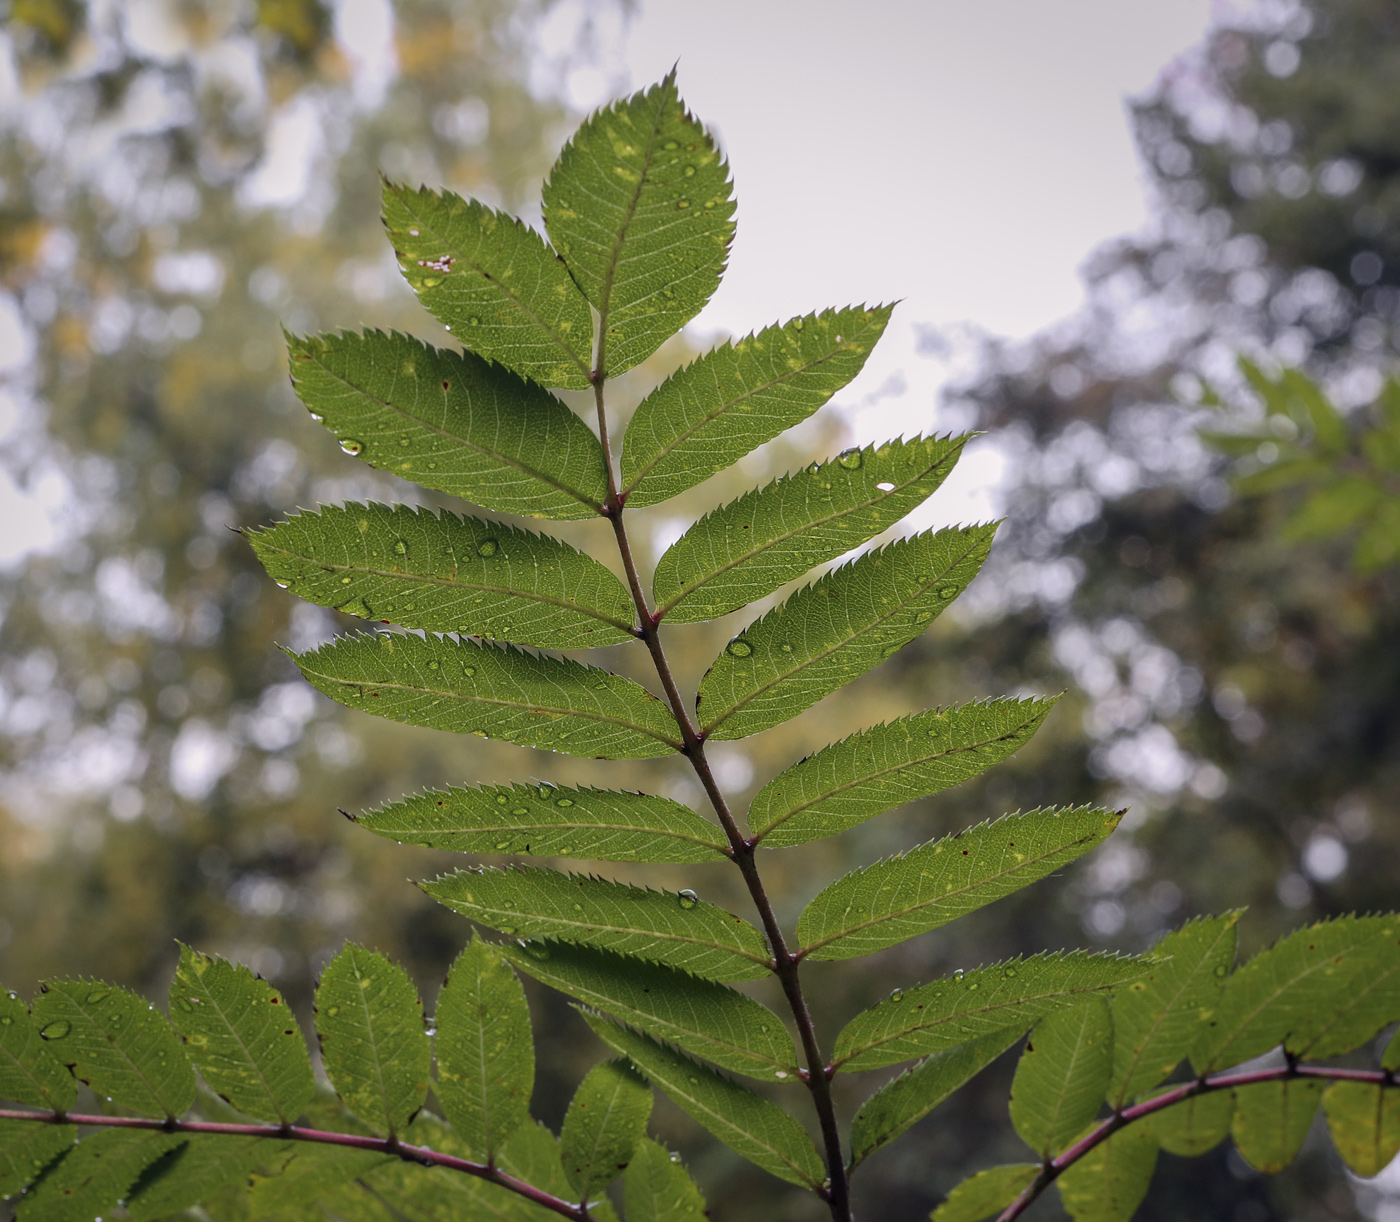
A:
[1008, 998, 1113, 1158]
[1150, 1089, 1234, 1157]
[930, 1164, 1039, 1222]
[0, 989, 75, 1111]
[559, 1058, 652, 1199]
[1056, 1122, 1158, 1222]
[1231, 1078, 1324, 1173]
[624, 1138, 708, 1222]
[1322, 1080, 1400, 1178]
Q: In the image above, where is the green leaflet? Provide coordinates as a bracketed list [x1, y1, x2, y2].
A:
[1190, 914, 1400, 1073]
[749, 698, 1056, 847]
[422, 867, 772, 982]
[0, 989, 75, 1110]
[582, 1014, 824, 1189]
[833, 952, 1147, 1073]
[929, 1165, 1039, 1222]
[125, 1135, 294, 1222]
[287, 330, 605, 520]
[0, 1120, 74, 1201]
[382, 183, 594, 390]
[1109, 912, 1241, 1105]
[848, 1028, 1022, 1168]
[16, 1128, 184, 1222]
[250, 504, 635, 648]
[1292, 934, 1400, 1060]
[248, 1144, 394, 1218]
[292, 632, 681, 760]
[169, 946, 316, 1125]
[624, 1139, 708, 1222]
[653, 435, 966, 623]
[354, 782, 729, 864]
[698, 525, 997, 740]
[1150, 1090, 1234, 1157]
[1009, 998, 1113, 1158]
[1322, 1081, 1400, 1178]
[1385, 1027, 1400, 1072]
[798, 807, 1121, 962]
[1056, 1124, 1158, 1222]
[1231, 1079, 1324, 1173]
[432, 940, 533, 1162]
[621, 305, 894, 507]
[315, 944, 430, 1137]
[543, 72, 735, 378]
[30, 980, 195, 1118]
[500, 942, 798, 1081]
[560, 1058, 653, 1199]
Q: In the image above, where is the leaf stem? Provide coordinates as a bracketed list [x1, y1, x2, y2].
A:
[0, 1108, 589, 1221]
[994, 1062, 1400, 1221]
[592, 382, 854, 1222]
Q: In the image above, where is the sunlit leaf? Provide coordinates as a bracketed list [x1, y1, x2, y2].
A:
[1149, 1089, 1234, 1157]
[929, 1165, 1038, 1222]
[1009, 998, 1112, 1157]
[124, 1134, 294, 1222]
[624, 1138, 708, 1222]
[560, 1058, 652, 1199]
[16, 1128, 184, 1222]
[0, 989, 75, 1111]
[1322, 1080, 1400, 1178]
[1056, 1123, 1157, 1222]
[0, 1120, 74, 1202]
[1231, 1078, 1324, 1173]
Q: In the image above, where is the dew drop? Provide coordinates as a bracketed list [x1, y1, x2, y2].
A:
[888, 988, 904, 1002]
[339, 438, 364, 456]
[939, 586, 958, 598]
[663, 140, 679, 150]
[428, 661, 440, 671]
[683, 165, 696, 177]
[675, 199, 691, 209]
[524, 943, 551, 961]
[468, 316, 482, 326]
[677, 889, 699, 910]
[495, 841, 512, 851]
[670, 1151, 681, 1163]
[778, 642, 793, 654]
[1214, 965, 1228, 978]
[476, 538, 499, 558]
[773, 1070, 789, 1079]
[726, 638, 753, 658]
[85, 988, 111, 1005]
[837, 448, 863, 470]
[40, 1019, 71, 1040]
[340, 576, 352, 585]
[326, 1005, 341, 1017]
[463, 665, 476, 677]
[876, 482, 896, 492]
[1003, 966, 1018, 979]
[511, 808, 528, 816]
[792, 318, 805, 331]
[495, 794, 509, 807]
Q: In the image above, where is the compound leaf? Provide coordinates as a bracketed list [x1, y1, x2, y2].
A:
[169, 946, 315, 1125]
[1191, 915, 1400, 1073]
[124, 1134, 294, 1222]
[653, 435, 966, 623]
[249, 504, 635, 648]
[0, 1120, 74, 1202]
[543, 72, 735, 378]
[1150, 1089, 1234, 1157]
[315, 944, 430, 1137]
[930, 1165, 1039, 1222]
[560, 1058, 652, 1199]
[582, 1014, 824, 1188]
[30, 980, 195, 1117]
[1322, 1080, 1400, 1178]
[624, 1138, 708, 1222]
[382, 182, 594, 390]
[292, 632, 681, 760]
[798, 807, 1121, 962]
[849, 1027, 1021, 1168]
[834, 952, 1146, 1073]
[287, 330, 605, 519]
[749, 698, 1055, 847]
[433, 939, 533, 1161]
[1110, 912, 1241, 1105]
[1056, 1123, 1158, 1222]
[17, 1128, 183, 1222]
[1231, 1079, 1324, 1173]
[621, 306, 893, 507]
[0, 989, 75, 1110]
[1009, 998, 1113, 1157]
[698, 524, 997, 740]
[354, 783, 729, 864]
[1292, 934, 1400, 1060]
[500, 942, 797, 1081]
[422, 867, 771, 981]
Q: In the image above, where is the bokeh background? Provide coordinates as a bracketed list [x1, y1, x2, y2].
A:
[1, 1, 1398, 1219]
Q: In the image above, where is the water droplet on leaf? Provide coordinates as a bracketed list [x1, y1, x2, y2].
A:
[40, 1020, 71, 1040]
[476, 538, 499, 557]
[677, 889, 699, 910]
[726, 639, 753, 658]
[339, 438, 364, 456]
[837, 448, 863, 470]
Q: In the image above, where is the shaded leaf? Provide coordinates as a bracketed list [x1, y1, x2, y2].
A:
[1110, 912, 1240, 1105]
[833, 952, 1147, 1073]
[798, 807, 1120, 962]
[1231, 1079, 1323, 1173]
[582, 1014, 824, 1188]
[423, 867, 771, 981]
[315, 944, 430, 1137]
[125, 1134, 293, 1222]
[16, 1128, 183, 1222]
[1056, 1124, 1157, 1222]
[621, 305, 893, 507]
[849, 1028, 1021, 1168]
[1292, 933, 1400, 1060]
[248, 1144, 394, 1218]
[930, 1165, 1039, 1222]
[543, 72, 735, 377]
[1354, 499, 1400, 572]
[30, 980, 195, 1117]
[501, 942, 797, 1081]
[169, 946, 315, 1124]
[354, 782, 729, 864]
[433, 940, 533, 1161]
[749, 698, 1055, 847]
[287, 330, 605, 519]
[0, 989, 76, 1110]
[0, 1120, 74, 1202]
[1149, 1090, 1234, 1157]
[1385, 1027, 1400, 1072]
[382, 183, 593, 390]
[698, 525, 997, 740]
[497, 1117, 575, 1203]
[624, 1138, 708, 1222]
[1009, 998, 1113, 1157]
[561, 1058, 652, 1199]
[250, 504, 635, 648]
[653, 435, 966, 623]
[1281, 477, 1383, 544]
[1322, 1081, 1400, 1178]
[292, 632, 681, 759]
